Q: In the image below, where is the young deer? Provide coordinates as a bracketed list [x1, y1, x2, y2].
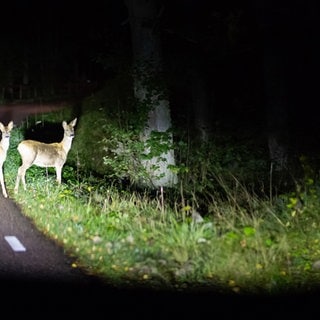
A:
[14, 118, 77, 193]
[0, 121, 14, 198]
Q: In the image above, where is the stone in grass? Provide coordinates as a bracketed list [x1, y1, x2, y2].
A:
[312, 260, 320, 270]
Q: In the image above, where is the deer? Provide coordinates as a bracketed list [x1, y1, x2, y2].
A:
[0, 121, 14, 198]
[14, 118, 77, 193]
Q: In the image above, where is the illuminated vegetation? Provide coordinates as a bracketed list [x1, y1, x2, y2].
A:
[4, 104, 320, 296]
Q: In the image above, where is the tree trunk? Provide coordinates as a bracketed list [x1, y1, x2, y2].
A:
[190, 65, 212, 143]
[124, 0, 177, 188]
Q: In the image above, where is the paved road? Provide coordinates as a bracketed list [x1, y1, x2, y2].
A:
[0, 101, 68, 125]
[0, 195, 121, 314]
[0, 195, 99, 282]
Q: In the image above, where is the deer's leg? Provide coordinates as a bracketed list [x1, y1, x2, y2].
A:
[0, 169, 8, 198]
[15, 165, 28, 192]
[56, 166, 62, 184]
[14, 168, 21, 193]
[21, 166, 28, 190]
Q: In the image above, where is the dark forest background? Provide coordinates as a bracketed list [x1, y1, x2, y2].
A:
[1, 0, 320, 186]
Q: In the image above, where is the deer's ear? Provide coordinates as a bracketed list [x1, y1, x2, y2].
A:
[8, 121, 14, 130]
[70, 118, 77, 127]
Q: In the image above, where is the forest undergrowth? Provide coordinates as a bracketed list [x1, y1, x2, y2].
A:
[5, 104, 320, 298]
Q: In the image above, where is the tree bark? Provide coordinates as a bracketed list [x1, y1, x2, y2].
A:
[190, 65, 212, 143]
[124, 0, 178, 188]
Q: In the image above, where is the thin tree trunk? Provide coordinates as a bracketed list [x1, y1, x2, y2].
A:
[263, 39, 289, 172]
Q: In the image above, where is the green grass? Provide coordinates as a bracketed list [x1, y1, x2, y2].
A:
[4, 115, 320, 296]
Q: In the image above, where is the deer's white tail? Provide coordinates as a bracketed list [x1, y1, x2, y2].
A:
[14, 118, 77, 193]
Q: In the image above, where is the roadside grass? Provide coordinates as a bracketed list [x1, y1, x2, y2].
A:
[4, 115, 320, 296]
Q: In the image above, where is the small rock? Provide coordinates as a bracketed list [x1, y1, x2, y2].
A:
[312, 260, 320, 270]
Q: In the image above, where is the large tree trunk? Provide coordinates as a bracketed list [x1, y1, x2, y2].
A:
[124, 0, 177, 188]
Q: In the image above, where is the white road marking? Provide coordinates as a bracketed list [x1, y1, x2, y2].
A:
[4, 236, 26, 252]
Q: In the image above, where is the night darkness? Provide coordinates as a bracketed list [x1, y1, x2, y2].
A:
[1, 0, 319, 145]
